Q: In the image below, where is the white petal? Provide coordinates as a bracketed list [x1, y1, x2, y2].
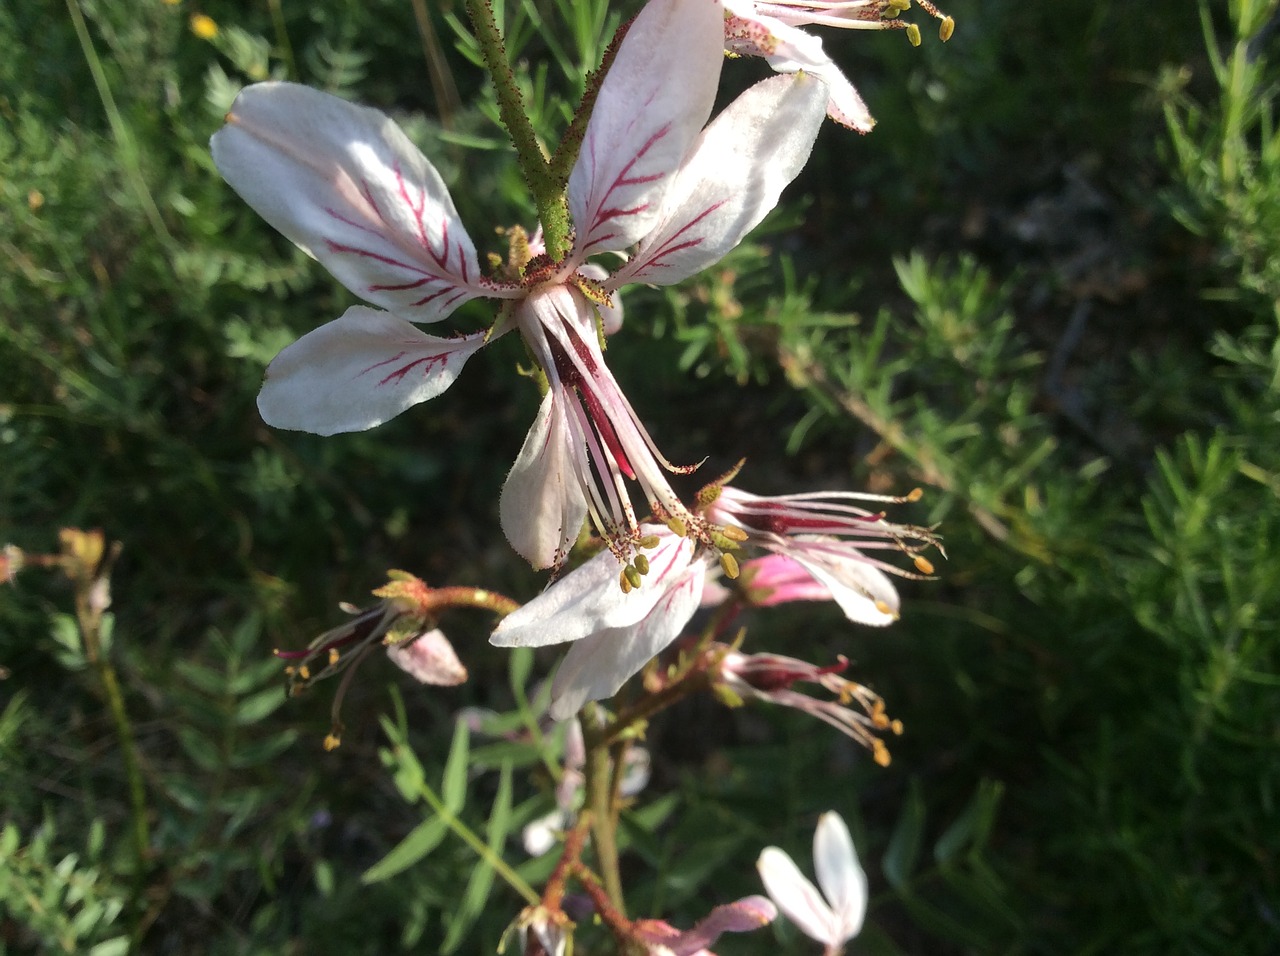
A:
[726, 15, 874, 132]
[491, 528, 692, 649]
[788, 546, 901, 625]
[500, 389, 590, 570]
[757, 846, 840, 945]
[813, 812, 867, 940]
[568, 0, 724, 258]
[212, 82, 501, 322]
[547, 558, 706, 720]
[386, 628, 468, 686]
[257, 306, 484, 434]
[610, 72, 827, 287]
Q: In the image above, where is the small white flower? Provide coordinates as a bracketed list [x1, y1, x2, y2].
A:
[757, 811, 867, 954]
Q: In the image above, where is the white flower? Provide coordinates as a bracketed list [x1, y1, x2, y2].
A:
[211, 0, 828, 572]
[757, 811, 867, 954]
[491, 524, 712, 719]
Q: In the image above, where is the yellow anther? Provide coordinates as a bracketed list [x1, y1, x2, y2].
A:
[720, 552, 740, 579]
[298, 665, 311, 680]
[914, 555, 935, 575]
[624, 565, 643, 590]
[872, 739, 891, 767]
[323, 733, 342, 752]
[28, 189, 44, 211]
[719, 525, 749, 543]
[283, 664, 295, 676]
[666, 517, 688, 538]
[940, 15, 955, 41]
[328, 647, 340, 666]
[874, 599, 894, 617]
[633, 554, 650, 575]
[619, 569, 634, 594]
[639, 534, 661, 549]
[889, 0, 911, 11]
[891, 719, 904, 735]
[189, 13, 218, 38]
[906, 487, 923, 502]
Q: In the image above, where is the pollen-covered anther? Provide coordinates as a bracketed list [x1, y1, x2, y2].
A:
[874, 599, 897, 618]
[619, 568, 635, 594]
[633, 554, 650, 576]
[905, 22, 922, 46]
[939, 15, 955, 41]
[721, 551, 741, 579]
[666, 517, 689, 538]
[913, 555, 936, 575]
[719, 524, 749, 543]
[328, 647, 340, 666]
[872, 738, 891, 767]
[323, 732, 342, 752]
[639, 533, 662, 549]
[298, 665, 312, 681]
[906, 487, 924, 502]
[890, 718, 904, 735]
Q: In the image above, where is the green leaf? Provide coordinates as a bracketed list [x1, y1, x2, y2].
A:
[233, 685, 285, 725]
[934, 779, 1004, 866]
[883, 778, 927, 891]
[361, 815, 451, 885]
[440, 762, 513, 954]
[442, 717, 471, 814]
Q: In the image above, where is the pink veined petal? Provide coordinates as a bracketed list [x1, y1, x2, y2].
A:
[500, 388, 591, 570]
[757, 846, 840, 945]
[744, 553, 835, 605]
[547, 557, 707, 720]
[786, 544, 901, 625]
[609, 72, 827, 288]
[490, 527, 692, 649]
[385, 628, 468, 686]
[813, 812, 867, 940]
[568, 0, 724, 259]
[256, 306, 486, 434]
[212, 82, 511, 322]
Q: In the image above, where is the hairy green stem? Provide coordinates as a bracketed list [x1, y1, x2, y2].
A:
[464, 0, 572, 258]
[581, 705, 626, 914]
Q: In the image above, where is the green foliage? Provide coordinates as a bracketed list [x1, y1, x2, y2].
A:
[2, 0, 1277, 954]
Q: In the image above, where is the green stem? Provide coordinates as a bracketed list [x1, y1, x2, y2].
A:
[416, 780, 540, 905]
[581, 705, 626, 914]
[464, 0, 572, 257]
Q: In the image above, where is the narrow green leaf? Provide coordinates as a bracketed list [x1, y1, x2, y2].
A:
[440, 762, 513, 954]
[934, 779, 1004, 866]
[361, 816, 451, 885]
[883, 779, 927, 890]
[442, 717, 471, 814]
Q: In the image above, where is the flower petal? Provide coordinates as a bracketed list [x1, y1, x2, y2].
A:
[568, 0, 724, 258]
[813, 811, 867, 940]
[660, 896, 777, 956]
[609, 72, 827, 287]
[757, 846, 840, 945]
[500, 388, 591, 570]
[386, 628, 468, 686]
[212, 82, 504, 322]
[257, 306, 485, 434]
[724, 11, 874, 131]
[490, 527, 692, 649]
[547, 557, 706, 719]
[787, 544, 901, 625]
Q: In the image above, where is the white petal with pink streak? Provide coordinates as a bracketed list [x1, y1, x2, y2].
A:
[212, 82, 506, 322]
[568, 0, 724, 258]
[609, 72, 827, 288]
[256, 306, 485, 434]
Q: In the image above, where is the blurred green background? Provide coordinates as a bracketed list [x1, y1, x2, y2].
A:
[2, 0, 1277, 952]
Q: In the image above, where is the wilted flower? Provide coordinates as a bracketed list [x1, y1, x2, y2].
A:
[500, 905, 571, 956]
[211, 0, 829, 574]
[275, 571, 467, 749]
[715, 647, 902, 765]
[757, 811, 866, 955]
[632, 895, 777, 955]
[723, 0, 953, 130]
